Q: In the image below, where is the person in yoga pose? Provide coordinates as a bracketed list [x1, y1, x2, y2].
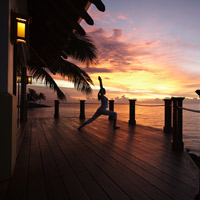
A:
[78, 76, 120, 130]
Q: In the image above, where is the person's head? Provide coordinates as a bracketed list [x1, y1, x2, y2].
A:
[101, 88, 106, 95]
[98, 88, 106, 100]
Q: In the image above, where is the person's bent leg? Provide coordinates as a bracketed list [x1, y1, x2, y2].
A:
[112, 112, 120, 129]
[101, 110, 120, 129]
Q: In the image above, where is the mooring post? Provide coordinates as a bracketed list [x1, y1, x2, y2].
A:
[171, 97, 184, 152]
[129, 99, 136, 125]
[108, 100, 115, 120]
[163, 99, 172, 133]
[79, 100, 85, 119]
[54, 100, 60, 118]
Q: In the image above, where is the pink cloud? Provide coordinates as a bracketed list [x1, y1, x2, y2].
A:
[117, 15, 128, 20]
[117, 14, 134, 25]
[87, 6, 116, 24]
[87, 28, 153, 72]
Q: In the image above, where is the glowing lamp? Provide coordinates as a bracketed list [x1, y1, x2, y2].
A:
[11, 10, 29, 44]
[27, 76, 32, 84]
[16, 76, 32, 84]
[16, 17, 27, 43]
[17, 76, 21, 83]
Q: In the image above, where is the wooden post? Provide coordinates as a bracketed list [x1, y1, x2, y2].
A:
[129, 99, 136, 125]
[171, 97, 184, 152]
[108, 100, 114, 120]
[54, 100, 59, 118]
[163, 99, 172, 133]
[79, 100, 85, 119]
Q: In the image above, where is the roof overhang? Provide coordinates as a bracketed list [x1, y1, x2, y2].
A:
[27, 0, 105, 73]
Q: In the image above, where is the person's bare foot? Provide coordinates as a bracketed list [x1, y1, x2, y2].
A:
[78, 122, 87, 131]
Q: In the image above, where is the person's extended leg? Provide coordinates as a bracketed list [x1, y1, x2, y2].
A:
[78, 110, 101, 131]
[101, 110, 120, 129]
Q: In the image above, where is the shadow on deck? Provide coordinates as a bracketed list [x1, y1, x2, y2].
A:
[0, 115, 199, 200]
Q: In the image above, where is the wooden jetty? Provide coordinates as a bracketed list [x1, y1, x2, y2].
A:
[0, 108, 199, 200]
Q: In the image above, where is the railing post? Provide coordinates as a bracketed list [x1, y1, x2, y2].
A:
[163, 99, 172, 133]
[129, 99, 136, 125]
[108, 100, 114, 120]
[171, 97, 184, 152]
[79, 100, 85, 119]
[54, 100, 60, 118]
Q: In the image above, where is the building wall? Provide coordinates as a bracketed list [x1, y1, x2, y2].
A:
[0, 0, 27, 181]
[0, 0, 10, 93]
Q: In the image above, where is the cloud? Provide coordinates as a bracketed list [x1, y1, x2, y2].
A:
[88, 28, 153, 73]
[184, 84, 200, 89]
[117, 14, 134, 25]
[81, 67, 113, 73]
[114, 95, 129, 103]
[117, 15, 128, 20]
[87, 6, 116, 24]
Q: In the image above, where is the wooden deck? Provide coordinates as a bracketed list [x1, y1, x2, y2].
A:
[0, 110, 199, 199]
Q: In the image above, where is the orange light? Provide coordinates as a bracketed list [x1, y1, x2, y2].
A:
[11, 11, 29, 44]
[16, 18, 27, 43]
[27, 76, 32, 84]
[17, 76, 32, 84]
[17, 76, 21, 83]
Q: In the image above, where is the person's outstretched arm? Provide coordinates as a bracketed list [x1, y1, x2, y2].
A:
[98, 76, 104, 98]
[98, 76, 103, 89]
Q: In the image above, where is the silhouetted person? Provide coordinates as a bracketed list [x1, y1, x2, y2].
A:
[78, 76, 120, 131]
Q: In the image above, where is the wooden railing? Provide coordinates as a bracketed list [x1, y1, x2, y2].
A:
[54, 97, 200, 153]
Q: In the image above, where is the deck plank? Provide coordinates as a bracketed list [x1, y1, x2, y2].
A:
[0, 114, 198, 200]
[28, 119, 48, 200]
[59, 118, 196, 199]
[48, 119, 150, 200]
[5, 120, 31, 200]
[41, 119, 90, 200]
[66, 120, 196, 197]
[80, 119, 197, 181]
[35, 119, 70, 200]
[54, 119, 172, 200]
[44, 119, 111, 200]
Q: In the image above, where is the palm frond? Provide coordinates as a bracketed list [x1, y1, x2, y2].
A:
[64, 33, 97, 66]
[57, 57, 93, 94]
[28, 65, 66, 100]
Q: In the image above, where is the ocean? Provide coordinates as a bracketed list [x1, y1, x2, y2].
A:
[33, 101, 200, 155]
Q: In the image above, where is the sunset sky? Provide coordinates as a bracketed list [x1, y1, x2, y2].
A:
[31, 0, 200, 102]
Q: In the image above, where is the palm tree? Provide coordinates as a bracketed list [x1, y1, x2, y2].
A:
[38, 93, 46, 104]
[27, 88, 38, 102]
[24, 0, 105, 101]
[27, 32, 97, 100]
